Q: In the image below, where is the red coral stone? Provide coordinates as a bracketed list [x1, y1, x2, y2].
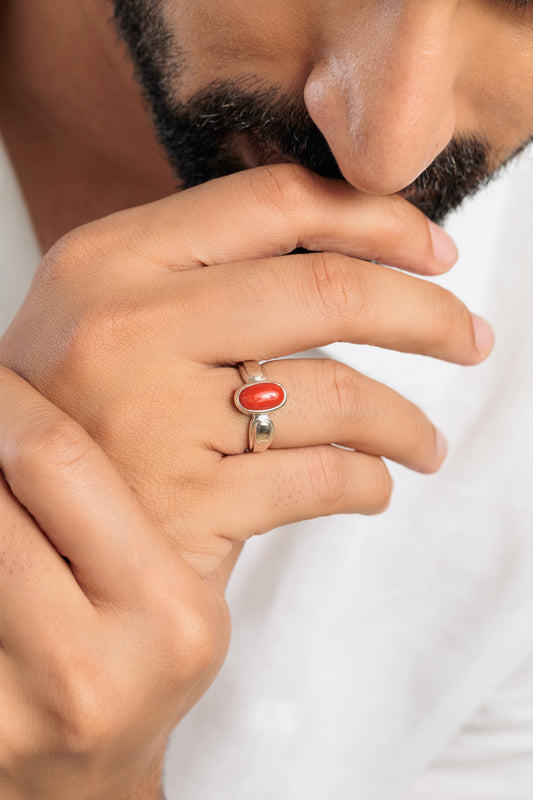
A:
[238, 382, 286, 413]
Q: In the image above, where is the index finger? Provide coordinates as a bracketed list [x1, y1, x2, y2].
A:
[97, 164, 457, 275]
[0, 367, 199, 606]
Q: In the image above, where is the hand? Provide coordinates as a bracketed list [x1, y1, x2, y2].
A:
[0, 366, 229, 800]
[0, 165, 493, 585]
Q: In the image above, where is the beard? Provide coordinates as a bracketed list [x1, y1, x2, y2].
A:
[112, 0, 515, 225]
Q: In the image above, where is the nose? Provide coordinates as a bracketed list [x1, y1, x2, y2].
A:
[304, 2, 458, 195]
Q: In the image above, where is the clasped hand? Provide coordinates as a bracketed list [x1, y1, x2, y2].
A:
[0, 165, 493, 798]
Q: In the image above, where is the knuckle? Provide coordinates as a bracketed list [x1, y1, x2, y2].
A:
[39, 224, 101, 286]
[383, 196, 418, 248]
[307, 252, 362, 324]
[307, 447, 350, 512]
[172, 607, 221, 683]
[321, 360, 360, 418]
[147, 584, 225, 689]
[9, 419, 93, 484]
[42, 647, 110, 755]
[59, 691, 106, 755]
[248, 163, 318, 216]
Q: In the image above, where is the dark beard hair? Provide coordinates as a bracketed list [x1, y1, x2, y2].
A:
[113, 0, 497, 225]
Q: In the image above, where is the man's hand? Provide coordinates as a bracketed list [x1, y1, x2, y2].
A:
[0, 366, 229, 800]
[0, 164, 492, 585]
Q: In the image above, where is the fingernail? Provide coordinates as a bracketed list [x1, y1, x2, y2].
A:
[471, 313, 495, 357]
[435, 428, 448, 462]
[429, 221, 459, 268]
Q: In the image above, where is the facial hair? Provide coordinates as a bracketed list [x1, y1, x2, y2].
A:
[113, 0, 508, 225]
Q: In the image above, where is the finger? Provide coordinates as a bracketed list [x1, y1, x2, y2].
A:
[0, 367, 200, 605]
[214, 360, 447, 473]
[180, 253, 493, 366]
[212, 446, 393, 541]
[0, 472, 90, 654]
[98, 165, 457, 275]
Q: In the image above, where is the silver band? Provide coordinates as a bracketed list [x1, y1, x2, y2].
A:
[234, 361, 287, 453]
[248, 413, 275, 453]
[238, 360, 268, 384]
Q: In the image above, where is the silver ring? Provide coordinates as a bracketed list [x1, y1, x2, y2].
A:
[234, 361, 287, 452]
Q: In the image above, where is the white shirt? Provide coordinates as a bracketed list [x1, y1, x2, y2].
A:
[2, 137, 533, 799]
[0, 139, 40, 332]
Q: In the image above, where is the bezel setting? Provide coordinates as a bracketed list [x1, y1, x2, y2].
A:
[234, 381, 287, 416]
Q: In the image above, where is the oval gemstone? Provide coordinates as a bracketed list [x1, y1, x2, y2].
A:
[238, 382, 286, 413]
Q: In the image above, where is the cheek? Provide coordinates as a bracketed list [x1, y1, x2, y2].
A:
[163, 0, 315, 97]
[456, 14, 533, 162]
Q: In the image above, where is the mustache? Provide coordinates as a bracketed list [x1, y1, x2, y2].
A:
[157, 81, 343, 185]
[158, 80, 491, 223]
[400, 137, 491, 224]
[254, 110, 491, 225]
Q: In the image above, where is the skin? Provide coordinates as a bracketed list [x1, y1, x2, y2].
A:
[176, 0, 533, 184]
[0, 166, 491, 800]
[0, 366, 229, 800]
[0, 1, 532, 247]
[0, 0, 531, 798]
